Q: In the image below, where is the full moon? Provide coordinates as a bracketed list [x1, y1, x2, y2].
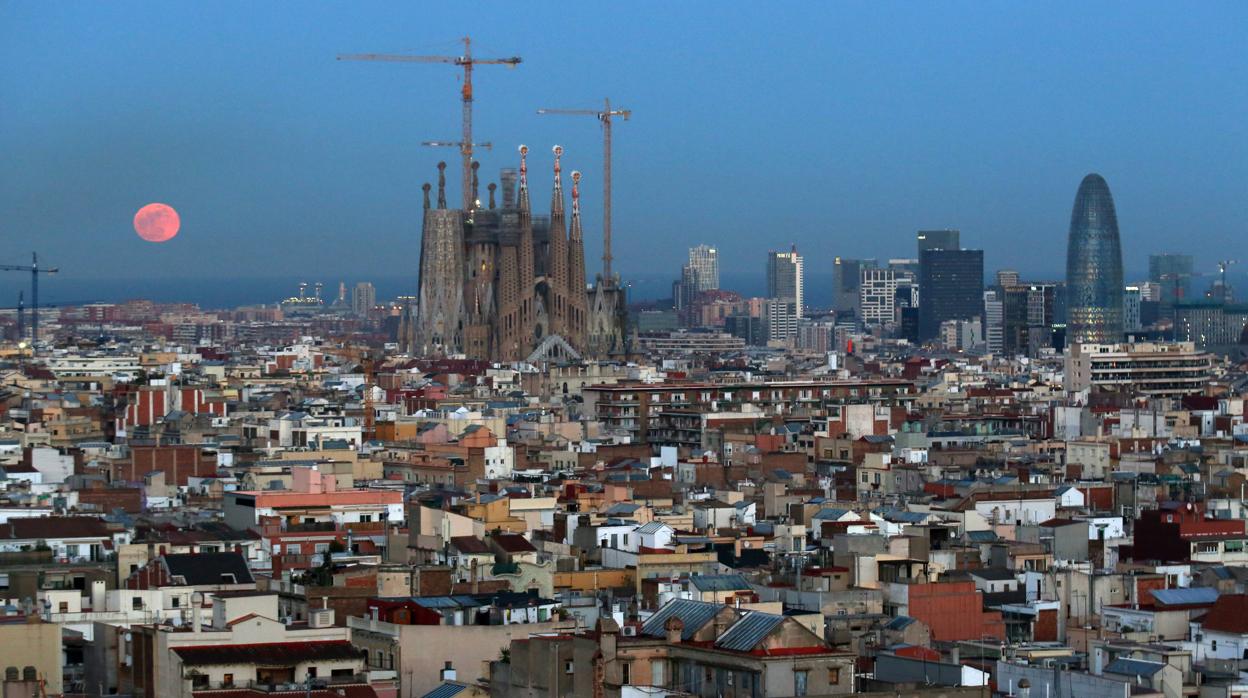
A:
[134, 203, 180, 243]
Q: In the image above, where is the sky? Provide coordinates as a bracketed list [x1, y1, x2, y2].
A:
[1, 2, 1246, 306]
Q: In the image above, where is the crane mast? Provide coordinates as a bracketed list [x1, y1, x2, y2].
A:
[339, 36, 520, 212]
[1, 253, 58, 354]
[536, 98, 631, 280]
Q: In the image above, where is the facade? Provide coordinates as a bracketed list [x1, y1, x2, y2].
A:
[763, 298, 799, 343]
[1123, 285, 1142, 332]
[833, 257, 876, 318]
[1065, 341, 1214, 396]
[1003, 284, 1057, 355]
[351, 282, 375, 317]
[917, 229, 960, 256]
[766, 247, 804, 317]
[1149, 253, 1194, 309]
[918, 248, 984, 341]
[1066, 173, 1125, 344]
[984, 290, 1004, 354]
[401, 148, 622, 362]
[1174, 301, 1248, 349]
[859, 268, 899, 326]
[686, 244, 719, 292]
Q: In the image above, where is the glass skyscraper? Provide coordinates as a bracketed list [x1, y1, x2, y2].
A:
[918, 248, 984, 341]
[1065, 173, 1124, 344]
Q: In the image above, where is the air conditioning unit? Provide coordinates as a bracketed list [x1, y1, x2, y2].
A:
[621, 626, 637, 637]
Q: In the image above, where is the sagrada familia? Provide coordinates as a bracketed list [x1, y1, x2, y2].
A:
[399, 145, 628, 362]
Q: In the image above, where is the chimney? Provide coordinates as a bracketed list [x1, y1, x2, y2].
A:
[191, 592, 203, 634]
[664, 616, 684, 644]
[1018, 678, 1031, 698]
[440, 661, 457, 682]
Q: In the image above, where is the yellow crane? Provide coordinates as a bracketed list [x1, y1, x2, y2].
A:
[339, 36, 521, 212]
[537, 99, 631, 280]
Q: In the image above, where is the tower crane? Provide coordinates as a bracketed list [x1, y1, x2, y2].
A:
[339, 36, 521, 212]
[1, 253, 58, 353]
[537, 98, 631, 280]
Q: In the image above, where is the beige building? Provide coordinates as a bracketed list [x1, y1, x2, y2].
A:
[1066, 341, 1213, 396]
[0, 617, 63, 695]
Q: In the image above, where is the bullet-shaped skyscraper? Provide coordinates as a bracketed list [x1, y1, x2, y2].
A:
[1065, 173, 1124, 344]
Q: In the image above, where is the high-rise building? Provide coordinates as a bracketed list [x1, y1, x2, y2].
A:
[764, 298, 799, 343]
[984, 290, 1004, 354]
[833, 257, 876, 318]
[351, 282, 376, 317]
[859, 269, 899, 326]
[1065, 173, 1125, 344]
[766, 247, 805, 317]
[687, 244, 719, 292]
[1148, 253, 1194, 308]
[995, 269, 1020, 290]
[917, 229, 960, 257]
[1003, 283, 1057, 355]
[1123, 286, 1142, 332]
[918, 248, 984, 341]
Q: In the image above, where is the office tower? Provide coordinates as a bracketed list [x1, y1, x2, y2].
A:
[996, 269, 1020, 290]
[687, 244, 719, 292]
[764, 298, 799, 342]
[1123, 286, 1142, 332]
[1065, 173, 1125, 344]
[1148, 253, 1193, 308]
[918, 248, 984, 341]
[833, 257, 877, 317]
[766, 247, 805, 317]
[1003, 283, 1058, 355]
[917, 229, 960, 256]
[984, 290, 1004, 354]
[351, 282, 376, 316]
[859, 269, 899, 326]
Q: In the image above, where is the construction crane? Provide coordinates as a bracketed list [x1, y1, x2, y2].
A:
[339, 36, 521, 212]
[1212, 259, 1239, 302]
[537, 98, 631, 280]
[1, 253, 58, 353]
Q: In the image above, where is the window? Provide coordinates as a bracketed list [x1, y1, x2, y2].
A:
[171, 597, 181, 608]
[1212, 640, 1218, 651]
[620, 662, 631, 685]
[1196, 542, 1220, 555]
[360, 515, 372, 523]
[307, 668, 317, 679]
[314, 543, 330, 554]
[795, 670, 809, 696]
[286, 544, 301, 555]
[651, 661, 665, 687]
[565, 661, 575, 675]
[223, 674, 234, 687]
[828, 667, 841, 685]
[59, 602, 69, 613]
[132, 597, 143, 611]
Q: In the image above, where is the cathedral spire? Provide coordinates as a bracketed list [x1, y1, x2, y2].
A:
[436, 161, 447, 209]
[518, 145, 530, 212]
[488, 182, 497, 210]
[571, 170, 581, 221]
[471, 161, 480, 209]
[550, 145, 564, 216]
[422, 183, 431, 210]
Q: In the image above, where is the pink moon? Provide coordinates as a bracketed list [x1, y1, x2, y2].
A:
[134, 203, 180, 243]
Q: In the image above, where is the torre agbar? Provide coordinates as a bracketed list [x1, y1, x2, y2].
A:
[1065, 173, 1125, 344]
[398, 145, 628, 362]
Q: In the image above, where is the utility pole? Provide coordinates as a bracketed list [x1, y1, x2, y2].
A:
[537, 98, 631, 280]
[339, 36, 521, 212]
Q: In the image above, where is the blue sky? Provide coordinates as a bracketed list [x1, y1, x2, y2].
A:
[1, 2, 1245, 302]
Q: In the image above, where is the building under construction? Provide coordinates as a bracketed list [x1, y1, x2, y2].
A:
[399, 145, 628, 362]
